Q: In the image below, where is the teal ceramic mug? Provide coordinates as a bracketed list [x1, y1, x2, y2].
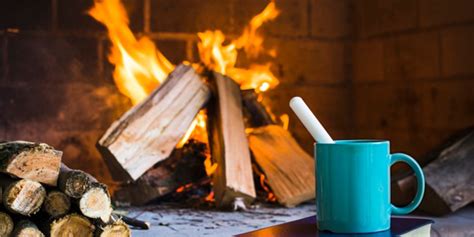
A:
[315, 140, 425, 233]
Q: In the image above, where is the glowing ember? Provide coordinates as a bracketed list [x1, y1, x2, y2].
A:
[205, 191, 215, 202]
[260, 174, 277, 202]
[88, 0, 174, 105]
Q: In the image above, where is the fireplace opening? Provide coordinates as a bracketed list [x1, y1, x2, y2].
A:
[1, 0, 474, 236]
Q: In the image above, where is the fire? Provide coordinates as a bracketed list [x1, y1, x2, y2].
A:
[88, 0, 174, 105]
[197, 1, 280, 92]
[90, 0, 283, 200]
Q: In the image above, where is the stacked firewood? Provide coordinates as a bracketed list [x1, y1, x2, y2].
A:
[0, 141, 131, 237]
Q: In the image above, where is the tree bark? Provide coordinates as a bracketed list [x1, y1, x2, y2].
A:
[57, 164, 94, 199]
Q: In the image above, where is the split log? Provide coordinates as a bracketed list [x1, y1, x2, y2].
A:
[0, 177, 46, 216]
[95, 220, 131, 237]
[392, 128, 474, 215]
[12, 220, 45, 237]
[79, 183, 112, 221]
[49, 214, 95, 237]
[0, 211, 13, 236]
[0, 141, 62, 186]
[248, 125, 316, 207]
[207, 72, 256, 207]
[242, 89, 316, 207]
[58, 164, 94, 198]
[98, 64, 211, 181]
[42, 191, 71, 218]
[113, 140, 207, 205]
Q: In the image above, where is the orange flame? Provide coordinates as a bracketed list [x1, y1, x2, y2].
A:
[90, 0, 284, 163]
[88, 0, 174, 105]
[197, 1, 280, 92]
[205, 191, 215, 202]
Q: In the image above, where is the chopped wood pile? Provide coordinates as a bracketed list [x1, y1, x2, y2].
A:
[0, 141, 134, 237]
[100, 64, 316, 208]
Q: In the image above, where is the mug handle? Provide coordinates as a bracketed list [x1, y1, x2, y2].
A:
[390, 153, 425, 215]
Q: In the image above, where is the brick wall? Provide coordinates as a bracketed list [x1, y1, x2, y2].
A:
[352, 0, 474, 163]
[1, 0, 472, 182]
[0, 0, 353, 183]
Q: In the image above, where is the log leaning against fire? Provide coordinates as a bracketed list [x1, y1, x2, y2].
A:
[97, 64, 211, 181]
[242, 90, 316, 207]
[0, 141, 62, 186]
[207, 72, 256, 207]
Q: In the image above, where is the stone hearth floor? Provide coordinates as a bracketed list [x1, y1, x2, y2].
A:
[122, 203, 474, 237]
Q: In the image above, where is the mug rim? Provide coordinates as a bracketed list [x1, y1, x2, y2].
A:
[316, 139, 389, 145]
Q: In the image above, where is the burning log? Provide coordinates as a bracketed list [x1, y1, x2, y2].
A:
[0, 211, 14, 236]
[113, 139, 207, 206]
[0, 141, 62, 186]
[58, 164, 94, 199]
[0, 176, 46, 216]
[248, 125, 316, 207]
[12, 220, 45, 237]
[42, 191, 71, 218]
[207, 72, 256, 207]
[242, 89, 276, 127]
[98, 64, 211, 181]
[49, 214, 95, 237]
[243, 90, 315, 207]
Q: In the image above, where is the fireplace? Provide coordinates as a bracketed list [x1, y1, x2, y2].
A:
[1, 0, 474, 235]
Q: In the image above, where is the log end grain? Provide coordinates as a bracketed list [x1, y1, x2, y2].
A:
[0, 211, 13, 237]
[79, 183, 112, 221]
[4, 179, 46, 216]
[97, 220, 131, 237]
[12, 220, 44, 237]
[50, 214, 95, 237]
[43, 191, 71, 218]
